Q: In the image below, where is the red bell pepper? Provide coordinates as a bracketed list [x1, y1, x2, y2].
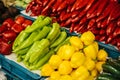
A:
[2, 30, 17, 42]
[15, 16, 25, 24]
[11, 23, 24, 33]
[22, 19, 32, 28]
[0, 25, 7, 33]
[0, 40, 12, 55]
[3, 18, 15, 28]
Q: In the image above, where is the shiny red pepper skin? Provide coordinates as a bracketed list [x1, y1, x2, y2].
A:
[3, 18, 15, 27]
[71, 10, 80, 18]
[97, 21, 102, 28]
[35, 0, 42, 5]
[2, 30, 17, 41]
[42, 0, 55, 14]
[67, 5, 72, 13]
[101, 18, 108, 28]
[87, 18, 96, 29]
[96, 0, 109, 16]
[113, 27, 120, 37]
[60, 11, 66, 21]
[0, 25, 7, 33]
[75, 0, 89, 11]
[26, 0, 35, 13]
[87, 0, 102, 18]
[117, 18, 120, 26]
[0, 40, 12, 55]
[11, 23, 24, 33]
[71, 0, 82, 12]
[84, 0, 95, 11]
[107, 3, 120, 23]
[99, 29, 106, 35]
[106, 22, 116, 35]
[70, 23, 75, 33]
[106, 34, 114, 44]
[52, 0, 63, 12]
[96, 2, 116, 22]
[99, 35, 106, 42]
[79, 16, 87, 25]
[57, 0, 67, 11]
[42, 0, 49, 7]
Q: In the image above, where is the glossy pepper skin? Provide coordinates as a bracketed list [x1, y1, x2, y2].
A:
[80, 31, 95, 45]
[83, 41, 98, 60]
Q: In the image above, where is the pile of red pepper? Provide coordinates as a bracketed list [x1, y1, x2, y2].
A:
[26, 0, 120, 51]
[0, 16, 32, 55]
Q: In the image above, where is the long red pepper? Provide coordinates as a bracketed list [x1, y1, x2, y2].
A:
[84, 0, 95, 11]
[57, 0, 67, 11]
[75, 0, 89, 10]
[96, 2, 116, 22]
[87, 18, 96, 29]
[87, 0, 102, 18]
[71, 0, 82, 12]
[41, 0, 55, 13]
[106, 22, 116, 35]
[42, 0, 49, 7]
[52, 0, 63, 12]
[96, 0, 109, 16]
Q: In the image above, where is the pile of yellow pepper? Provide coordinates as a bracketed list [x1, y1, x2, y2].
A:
[41, 31, 108, 80]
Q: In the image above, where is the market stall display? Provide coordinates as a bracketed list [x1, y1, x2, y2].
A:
[0, 0, 120, 80]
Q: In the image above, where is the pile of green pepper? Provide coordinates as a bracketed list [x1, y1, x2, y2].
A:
[12, 15, 68, 70]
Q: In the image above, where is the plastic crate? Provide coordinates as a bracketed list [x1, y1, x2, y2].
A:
[0, 54, 41, 80]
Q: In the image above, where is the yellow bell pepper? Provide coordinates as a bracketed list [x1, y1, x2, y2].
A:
[97, 49, 108, 61]
[69, 36, 83, 51]
[83, 42, 98, 60]
[80, 31, 95, 45]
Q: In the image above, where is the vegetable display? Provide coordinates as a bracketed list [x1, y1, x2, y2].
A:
[0, 16, 32, 55]
[12, 16, 68, 70]
[41, 31, 108, 80]
[26, 0, 120, 51]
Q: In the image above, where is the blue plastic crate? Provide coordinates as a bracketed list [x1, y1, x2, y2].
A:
[0, 54, 41, 80]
